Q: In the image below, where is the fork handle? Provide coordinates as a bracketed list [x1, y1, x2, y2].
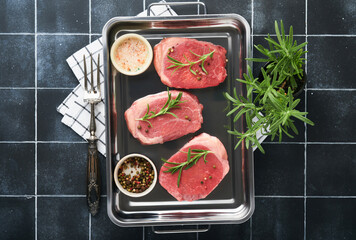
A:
[87, 137, 101, 216]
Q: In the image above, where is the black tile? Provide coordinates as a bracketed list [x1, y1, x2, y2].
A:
[254, 144, 304, 196]
[0, 35, 35, 87]
[0, 0, 35, 33]
[252, 197, 304, 240]
[37, 0, 89, 33]
[145, 226, 197, 240]
[0, 89, 35, 141]
[307, 144, 356, 196]
[0, 143, 35, 195]
[203, 0, 252, 25]
[91, 197, 143, 240]
[91, 0, 143, 34]
[0, 197, 35, 240]
[253, 0, 305, 35]
[37, 197, 88, 240]
[308, 37, 356, 89]
[37, 35, 88, 88]
[307, 198, 356, 240]
[307, 91, 356, 142]
[146, 0, 198, 15]
[198, 222, 250, 240]
[308, 0, 356, 34]
[37, 89, 84, 142]
[37, 143, 86, 195]
[37, 143, 107, 195]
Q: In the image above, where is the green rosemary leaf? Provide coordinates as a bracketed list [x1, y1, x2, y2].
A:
[136, 89, 185, 126]
[166, 49, 215, 76]
[161, 148, 212, 187]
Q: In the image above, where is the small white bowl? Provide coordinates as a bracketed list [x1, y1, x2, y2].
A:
[113, 153, 157, 198]
[110, 33, 153, 76]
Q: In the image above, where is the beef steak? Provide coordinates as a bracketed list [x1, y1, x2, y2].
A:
[125, 90, 203, 145]
[154, 37, 227, 89]
[159, 133, 229, 201]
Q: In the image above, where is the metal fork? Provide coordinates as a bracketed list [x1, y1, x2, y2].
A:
[83, 53, 101, 216]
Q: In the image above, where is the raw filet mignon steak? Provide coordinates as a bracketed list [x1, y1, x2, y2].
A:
[154, 37, 227, 89]
[159, 133, 229, 201]
[125, 90, 203, 145]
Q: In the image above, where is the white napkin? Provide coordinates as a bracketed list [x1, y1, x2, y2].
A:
[57, 4, 266, 156]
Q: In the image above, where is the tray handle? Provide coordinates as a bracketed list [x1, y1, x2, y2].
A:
[147, 1, 207, 16]
[152, 225, 210, 234]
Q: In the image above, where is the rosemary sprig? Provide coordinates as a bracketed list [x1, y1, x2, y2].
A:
[167, 49, 215, 75]
[161, 148, 212, 187]
[136, 89, 185, 127]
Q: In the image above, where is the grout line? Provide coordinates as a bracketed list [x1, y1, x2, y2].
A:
[1, 195, 355, 198]
[0, 32, 96, 36]
[255, 195, 304, 198]
[307, 88, 356, 91]
[34, 0, 38, 239]
[3, 86, 355, 91]
[4, 86, 356, 91]
[0, 87, 78, 90]
[89, 213, 92, 240]
[3, 141, 356, 144]
[255, 195, 356, 198]
[250, 2, 254, 239]
[304, 1, 308, 239]
[86, 5, 91, 235]
[0, 141, 86, 144]
[1, 32, 356, 37]
[308, 34, 356, 37]
[261, 142, 356, 145]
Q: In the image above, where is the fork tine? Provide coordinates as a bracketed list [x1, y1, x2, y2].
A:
[83, 55, 87, 91]
[90, 54, 94, 92]
[97, 54, 100, 93]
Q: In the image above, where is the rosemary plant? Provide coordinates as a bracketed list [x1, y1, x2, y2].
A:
[224, 66, 314, 153]
[248, 20, 307, 90]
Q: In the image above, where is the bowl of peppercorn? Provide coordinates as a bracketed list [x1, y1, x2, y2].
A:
[113, 153, 157, 197]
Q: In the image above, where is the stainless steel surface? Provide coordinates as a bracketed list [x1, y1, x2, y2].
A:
[147, 2, 207, 16]
[83, 54, 102, 216]
[103, 14, 254, 227]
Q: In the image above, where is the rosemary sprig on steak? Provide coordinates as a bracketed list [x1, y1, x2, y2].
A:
[167, 49, 215, 75]
[161, 148, 212, 187]
[137, 89, 184, 127]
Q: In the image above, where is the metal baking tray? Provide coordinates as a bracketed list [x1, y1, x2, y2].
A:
[103, 13, 254, 227]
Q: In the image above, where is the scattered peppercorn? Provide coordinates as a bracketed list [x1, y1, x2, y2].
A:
[209, 175, 212, 179]
[145, 129, 149, 133]
[137, 125, 141, 129]
[201, 181, 204, 184]
[197, 77, 201, 80]
[213, 165, 216, 169]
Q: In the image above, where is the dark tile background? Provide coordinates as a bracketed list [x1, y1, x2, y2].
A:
[0, 0, 355, 239]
